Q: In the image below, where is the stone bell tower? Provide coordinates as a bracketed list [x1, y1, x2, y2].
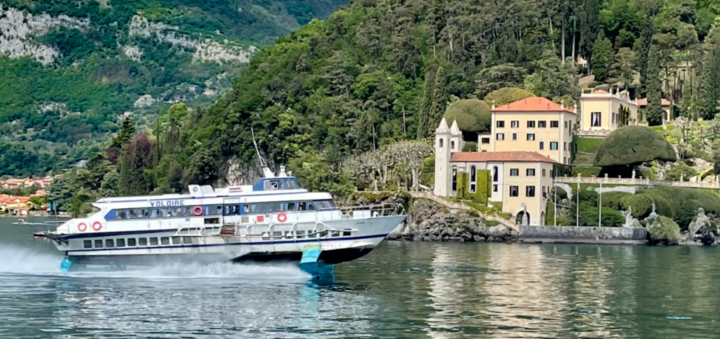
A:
[434, 118, 451, 197]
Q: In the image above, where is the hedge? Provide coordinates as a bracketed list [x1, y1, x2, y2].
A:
[594, 126, 677, 167]
[483, 87, 535, 107]
[444, 99, 491, 133]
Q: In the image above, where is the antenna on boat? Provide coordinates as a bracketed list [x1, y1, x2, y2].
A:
[251, 127, 274, 178]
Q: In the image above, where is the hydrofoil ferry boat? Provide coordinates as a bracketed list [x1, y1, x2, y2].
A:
[36, 166, 406, 275]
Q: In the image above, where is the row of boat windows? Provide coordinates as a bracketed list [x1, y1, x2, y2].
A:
[114, 200, 336, 220]
[83, 235, 199, 249]
[81, 229, 354, 249]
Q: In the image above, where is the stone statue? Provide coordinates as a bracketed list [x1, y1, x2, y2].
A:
[644, 203, 659, 228]
[622, 206, 642, 228]
[685, 207, 714, 245]
[632, 169, 636, 179]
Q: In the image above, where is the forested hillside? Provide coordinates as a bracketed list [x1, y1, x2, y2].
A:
[155, 0, 718, 193]
[47, 0, 720, 213]
[0, 0, 347, 175]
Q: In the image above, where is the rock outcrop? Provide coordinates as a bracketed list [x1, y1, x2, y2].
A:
[388, 199, 518, 242]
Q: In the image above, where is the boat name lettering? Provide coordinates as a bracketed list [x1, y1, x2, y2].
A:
[150, 200, 183, 207]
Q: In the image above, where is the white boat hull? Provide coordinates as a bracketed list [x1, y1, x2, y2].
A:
[52, 215, 405, 267]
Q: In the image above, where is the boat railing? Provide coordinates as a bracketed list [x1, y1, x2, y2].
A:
[339, 203, 405, 219]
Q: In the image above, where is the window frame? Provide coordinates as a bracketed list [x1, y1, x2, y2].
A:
[526, 186, 536, 197]
[509, 168, 519, 176]
[509, 186, 519, 197]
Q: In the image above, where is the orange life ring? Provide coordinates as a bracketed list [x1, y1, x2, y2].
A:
[77, 223, 87, 232]
[92, 222, 102, 231]
[277, 212, 287, 223]
[192, 206, 204, 216]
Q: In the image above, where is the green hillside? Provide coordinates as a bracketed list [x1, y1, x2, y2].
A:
[163, 0, 719, 191]
[0, 0, 347, 175]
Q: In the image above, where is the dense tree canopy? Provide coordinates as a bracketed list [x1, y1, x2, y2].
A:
[594, 126, 677, 167]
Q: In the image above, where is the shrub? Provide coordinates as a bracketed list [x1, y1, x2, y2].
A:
[619, 194, 654, 218]
[594, 126, 677, 167]
[475, 169, 491, 204]
[577, 204, 625, 226]
[462, 142, 478, 152]
[601, 192, 631, 209]
[456, 172, 468, 199]
[648, 216, 682, 245]
[483, 87, 535, 107]
[665, 162, 698, 181]
[444, 99, 492, 133]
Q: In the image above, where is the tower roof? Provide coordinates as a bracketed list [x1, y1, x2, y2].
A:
[436, 117, 450, 133]
[450, 119, 461, 135]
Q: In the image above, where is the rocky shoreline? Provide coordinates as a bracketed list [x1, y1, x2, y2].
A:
[387, 199, 518, 243]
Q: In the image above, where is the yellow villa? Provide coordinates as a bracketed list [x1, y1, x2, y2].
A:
[434, 118, 558, 226]
[478, 97, 577, 165]
[578, 88, 638, 136]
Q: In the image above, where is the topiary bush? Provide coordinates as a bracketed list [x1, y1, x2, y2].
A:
[444, 99, 492, 133]
[483, 87, 536, 107]
[475, 169, 491, 204]
[462, 141, 478, 152]
[594, 126, 677, 167]
[648, 216, 682, 245]
[456, 172, 468, 199]
[601, 192, 631, 209]
[619, 194, 654, 218]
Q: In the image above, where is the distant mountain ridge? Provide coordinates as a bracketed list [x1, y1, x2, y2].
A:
[0, 0, 347, 175]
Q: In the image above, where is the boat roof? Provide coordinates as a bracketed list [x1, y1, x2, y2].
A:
[96, 177, 309, 204]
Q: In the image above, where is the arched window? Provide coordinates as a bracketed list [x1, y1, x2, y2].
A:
[452, 166, 458, 191]
[451, 140, 455, 150]
[469, 166, 477, 193]
[493, 166, 499, 182]
[439, 138, 444, 148]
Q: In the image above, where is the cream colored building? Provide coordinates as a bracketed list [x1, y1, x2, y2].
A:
[579, 89, 638, 136]
[434, 118, 558, 226]
[483, 97, 577, 165]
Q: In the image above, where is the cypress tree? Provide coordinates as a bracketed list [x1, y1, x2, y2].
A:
[426, 66, 447, 138]
[111, 116, 136, 149]
[416, 66, 437, 139]
[699, 45, 720, 120]
[591, 31, 613, 81]
[635, 21, 654, 97]
[646, 45, 664, 126]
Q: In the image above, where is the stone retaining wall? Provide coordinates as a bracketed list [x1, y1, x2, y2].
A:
[519, 226, 647, 245]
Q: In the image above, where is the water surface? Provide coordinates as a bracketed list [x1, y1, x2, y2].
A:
[1, 218, 718, 338]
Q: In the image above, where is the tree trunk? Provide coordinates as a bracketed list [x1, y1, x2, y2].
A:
[561, 16, 566, 64]
[549, 15, 555, 50]
[571, 18, 576, 64]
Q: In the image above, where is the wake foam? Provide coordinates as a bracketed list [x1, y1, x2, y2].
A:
[69, 262, 312, 281]
[0, 245, 63, 274]
[0, 245, 311, 281]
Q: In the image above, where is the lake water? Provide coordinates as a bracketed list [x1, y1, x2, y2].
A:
[1, 218, 719, 338]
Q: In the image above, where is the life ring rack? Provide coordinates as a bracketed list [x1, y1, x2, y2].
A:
[277, 212, 287, 223]
[77, 223, 87, 232]
[192, 206, 204, 216]
[92, 222, 103, 231]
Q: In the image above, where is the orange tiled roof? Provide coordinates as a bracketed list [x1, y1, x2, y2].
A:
[637, 98, 671, 106]
[493, 97, 575, 114]
[450, 151, 560, 164]
[11, 196, 30, 203]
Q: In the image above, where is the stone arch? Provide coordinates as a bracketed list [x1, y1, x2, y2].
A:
[439, 138, 444, 148]
[515, 210, 531, 226]
[450, 140, 455, 150]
